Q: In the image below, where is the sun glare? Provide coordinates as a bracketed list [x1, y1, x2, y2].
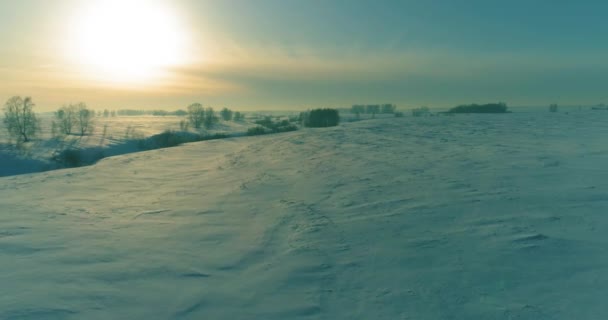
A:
[65, 0, 189, 85]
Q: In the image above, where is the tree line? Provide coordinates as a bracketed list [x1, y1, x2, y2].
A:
[182, 103, 244, 130]
[351, 104, 397, 118]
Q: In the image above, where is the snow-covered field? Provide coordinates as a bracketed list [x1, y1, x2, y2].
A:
[0, 114, 257, 177]
[2, 111, 608, 319]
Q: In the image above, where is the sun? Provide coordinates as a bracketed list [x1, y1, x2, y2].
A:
[65, 0, 189, 85]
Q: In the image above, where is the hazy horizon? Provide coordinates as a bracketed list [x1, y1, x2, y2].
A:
[2, 0, 608, 111]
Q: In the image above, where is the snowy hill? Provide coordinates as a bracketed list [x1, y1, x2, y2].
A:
[2, 113, 608, 319]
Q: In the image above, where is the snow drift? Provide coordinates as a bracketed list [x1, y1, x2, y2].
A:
[2, 112, 608, 319]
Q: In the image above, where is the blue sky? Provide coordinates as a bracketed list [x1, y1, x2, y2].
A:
[1, 0, 607, 110]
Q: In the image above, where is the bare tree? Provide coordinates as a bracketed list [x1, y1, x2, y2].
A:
[187, 103, 205, 129]
[56, 105, 77, 135]
[3, 96, 39, 143]
[220, 107, 233, 121]
[56, 103, 94, 136]
[203, 107, 218, 129]
[76, 103, 94, 136]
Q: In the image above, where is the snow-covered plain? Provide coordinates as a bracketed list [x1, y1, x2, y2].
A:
[0, 114, 256, 177]
[2, 111, 608, 319]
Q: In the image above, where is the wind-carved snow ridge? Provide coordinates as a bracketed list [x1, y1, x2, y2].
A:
[2, 112, 608, 319]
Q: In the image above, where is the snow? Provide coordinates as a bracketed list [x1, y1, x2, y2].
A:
[2, 111, 608, 318]
[0, 114, 256, 177]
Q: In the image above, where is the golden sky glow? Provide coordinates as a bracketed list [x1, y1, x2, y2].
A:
[2, 1, 608, 110]
[63, 0, 191, 86]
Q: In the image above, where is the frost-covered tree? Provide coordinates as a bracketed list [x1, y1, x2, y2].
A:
[76, 103, 94, 136]
[233, 111, 244, 121]
[3, 96, 39, 143]
[187, 103, 205, 129]
[56, 105, 77, 135]
[56, 103, 94, 136]
[204, 107, 218, 129]
[220, 107, 233, 121]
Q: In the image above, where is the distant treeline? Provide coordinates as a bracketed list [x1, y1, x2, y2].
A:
[300, 108, 340, 127]
[351, 104, 397, 115]
[105, 109, 188, 117]
[447, 102, 508, 114]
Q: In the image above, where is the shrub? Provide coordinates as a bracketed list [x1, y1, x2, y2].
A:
[52, 148, 84, 167]
[301, 108, 340, 127]
[179, 120, 190, 131]
[201, 133, 229, 141]
[247, 126, 267, 136]
[447, 102, 508, 114]
[173, 109, 188, 116]
[412, 106, 430, 117]
[253, 117, 299, 133]
[254, 117, 274, 128]
[3, 96, 39, 143]
[394, 111, 404, 117]
[275, 124, 298, 132]
[220, 108, 233, 121]
[138, 130, 202, 150]
[381, 104, 396, 114]
[549, 104, 558, 112]
[52, 147, 104, 167]
[233, 111, 244, 121]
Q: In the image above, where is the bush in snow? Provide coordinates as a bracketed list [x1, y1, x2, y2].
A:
[549, 104, 558, 112]
[300, 108, 340, 128]
[247, 126, 267, 136]
[138, 130, 202, 150]
[52, 147, 104, 167]
[412, 106, 430, 117]
[233, 111, 244, 121]
[220, 108, 233, 121]
[253, 117, 298, 133]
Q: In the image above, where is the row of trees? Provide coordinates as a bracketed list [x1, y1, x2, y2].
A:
[185, 104, 244, 130]
[219, 107, 245, 121]
[186, 103, 218, 129]
[351, 104, 397, 117]
[3, 97, 338, 144]
[54, 103, 95, 136]
[1, 97, 249, 143]
[300, 108, 340, 127]
[2, 96, 97, 143]
[447, 102, 508, 113]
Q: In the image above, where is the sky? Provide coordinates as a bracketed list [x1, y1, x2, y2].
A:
[1, 0, 608, 111]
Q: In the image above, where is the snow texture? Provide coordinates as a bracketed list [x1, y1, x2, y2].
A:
[2, 112, 608, 319]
